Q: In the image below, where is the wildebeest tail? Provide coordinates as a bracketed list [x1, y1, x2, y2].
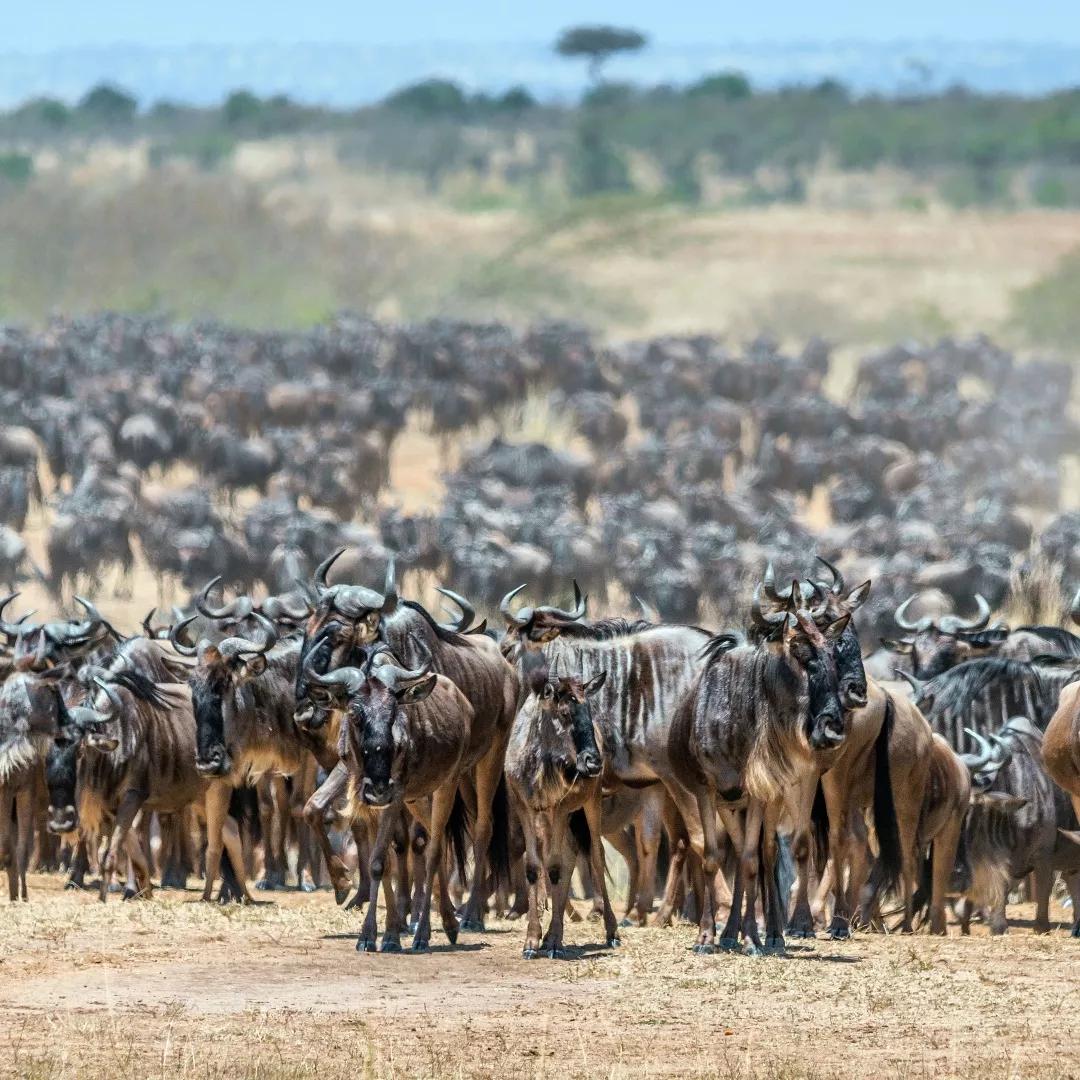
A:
[488, 772, 512, 892]
[810, 779, 829, 875]
[872, 693, 902, 896]
[568, 808, 592, 855]
[446, 790, 470, 886]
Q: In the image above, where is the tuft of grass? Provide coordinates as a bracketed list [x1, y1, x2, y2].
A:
[1011, 247, 1080, 350]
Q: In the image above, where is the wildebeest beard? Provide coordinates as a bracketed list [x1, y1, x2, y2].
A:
[190, 668, 229, 772]
[833, 624, 868, 709]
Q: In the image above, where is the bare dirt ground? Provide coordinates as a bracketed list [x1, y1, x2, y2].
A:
[0, 873, 1077, 1080]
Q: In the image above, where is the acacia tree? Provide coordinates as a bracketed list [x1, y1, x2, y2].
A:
[555, 25, 648, 84]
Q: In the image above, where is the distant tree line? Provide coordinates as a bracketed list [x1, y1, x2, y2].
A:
[2, 47, 1080, 207]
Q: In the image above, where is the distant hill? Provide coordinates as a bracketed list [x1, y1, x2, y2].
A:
[1, 39, 1078, 108]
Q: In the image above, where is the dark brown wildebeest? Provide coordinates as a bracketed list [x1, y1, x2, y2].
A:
[300, 554, 518, 930]
[1042, 600, 1080, 835]
[667, 603, 852, 954]
[175, 611, 339, 901]
[504, 656, 618, 958]
[305, 642, 474, 952]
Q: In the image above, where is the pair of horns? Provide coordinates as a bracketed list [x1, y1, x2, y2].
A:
[499, 581, 587, 628]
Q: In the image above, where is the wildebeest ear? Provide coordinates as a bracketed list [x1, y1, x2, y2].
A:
[584, 672, 607, 696]
[844, 581, 871, 612]
[395, 672, 437, 704]
[880, 637, 913, 654]
[824, 614, 851, 643]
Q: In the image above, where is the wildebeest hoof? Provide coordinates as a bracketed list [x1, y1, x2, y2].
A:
[786, 927, 815, 939]
[523, 947, 539, 960]
[445, 925, 460, 946]
[410, 942, 431, 954]
[547, 948, 566, 960]
[255, 879, 277, 891]
[458, 918, 484, 933]
[64, 879, 85, 891]
[743, 943, 763, 957]
[357, 938, 377, 953]
[380, 940, 402, 953]
[607, 936, 622, 948]
[764, 938, 786, 956]
[828, 923, 851, 940]
[718, 938, 741, 953]
[618, 917, 635, 928]
[693, 943, 715, 955]
[298, 880, 316, 894]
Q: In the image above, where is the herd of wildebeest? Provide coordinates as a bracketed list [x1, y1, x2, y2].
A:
[1, 314, 1080, 956]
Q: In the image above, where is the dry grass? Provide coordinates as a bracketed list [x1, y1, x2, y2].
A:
[0, 874, 1077, 1079]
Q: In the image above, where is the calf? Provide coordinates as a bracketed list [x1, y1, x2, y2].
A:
[505, 658, 617, 958]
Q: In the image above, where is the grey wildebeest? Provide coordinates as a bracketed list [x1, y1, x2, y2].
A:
[961, 717, 1080, 935]
[505, 656, 618, 958]
[667, 604, 853, 954]
[299, 553, 517, 930]
[498, 583, 712, 923]
[305, 642, 474, 952]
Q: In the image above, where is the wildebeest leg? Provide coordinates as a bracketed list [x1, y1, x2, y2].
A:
[1066, 872, 1080, 938]
[895, 791, 923, 934]
[411, 782, 459, 953]
[14, 785, 34, 902]
[255, 776, 284, 890]
[301, 762, 354, 904]
[520, 810, 544, 958]
[540, 816, 574, 959]
[346, 818, 374, 911]
[786, 773, 820, 938]
[930, 817, 963, 936]
[382, 815, 409, 953]
[715, 809, 745, 952]
[761, 800, 786, 954]
[66, 837, 90, 889]
[604, 826, 638, 924]
[739, 799, 766, 955]
[823, 781, 854, 938]
[584, 794, 620, 949]
[460, 745, 505, 932]
[358, 809, 396, 953]
[1033, 859, 1054, 935]
[123, 830, 153, 900]
[653, 826, 688, 929]
[631, 794, 663, 927]
[99, 791, 146, 903]
[409, 821, 428, 928]
[0, 786, 14, 902]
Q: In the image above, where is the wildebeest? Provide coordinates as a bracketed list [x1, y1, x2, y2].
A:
[667, 605, 852, 954]
[504, 657, 618, 958]
[305, 642, 474, 952]
[961, 717, 1080, 934]
[301, 554, 518, 930]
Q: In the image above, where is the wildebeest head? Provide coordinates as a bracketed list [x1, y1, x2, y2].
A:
[306, 641, 436, 807]
[890, 592, 1004, 679]
[497, 581, 588, 657]
[305, 549, 386, 644]
[781, 606, 852, 752]
[173, 611, 278, 776]
[532, 660, 607, 781]
[44, 692, 117, 835]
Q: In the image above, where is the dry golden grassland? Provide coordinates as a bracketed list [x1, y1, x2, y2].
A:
[0, 874, 1077, 1080]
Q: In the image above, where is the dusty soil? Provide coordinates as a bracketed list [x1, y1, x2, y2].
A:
[0, 874, 1077, 1079]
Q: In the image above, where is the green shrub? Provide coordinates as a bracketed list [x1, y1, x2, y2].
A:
[0, 153, 32, 184]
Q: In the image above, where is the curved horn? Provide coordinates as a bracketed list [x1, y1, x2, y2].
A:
[815, 555, 845, 596]
[313, 548, 345, 595]
[499, 584, 531, 628]
[1071, 586, 1080, 628]
[535, 580, 588, 621]
[194, 577, 241, 620]
[435, 587, 475, 633]
[92, 676, 124, 720]
[634, 595, 661, 623]
[893, 668, 924, 695]
[960, 729, 994, 771]
[751, 584, 787, 631]
[382, 558, 398, 614]
[942, 594, 992, 634]
[762, 562, 788, 603]
[988, 733, 1011, 766]
[306, 664, 368, 696]
[141, 608, 158, 639]
[0, 592, 24, 640]
[168, 614, 199, 657]
[894, 595, 933, 633]
[217, 611, 278, 659]
[805, 581, 831, 622]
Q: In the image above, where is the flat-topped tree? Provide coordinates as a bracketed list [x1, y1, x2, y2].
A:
[555, 25, 648, 84]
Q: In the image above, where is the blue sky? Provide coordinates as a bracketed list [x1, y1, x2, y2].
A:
[8, 0, 1080, 51]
